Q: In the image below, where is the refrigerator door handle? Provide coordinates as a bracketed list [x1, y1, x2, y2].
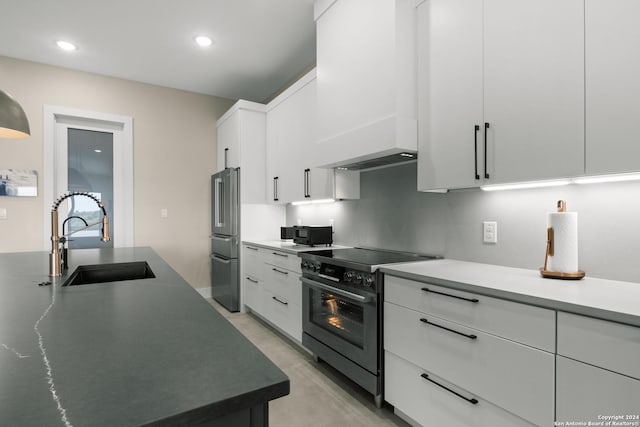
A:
[214, 177, 224, 228]
[212, 254, 231, 264]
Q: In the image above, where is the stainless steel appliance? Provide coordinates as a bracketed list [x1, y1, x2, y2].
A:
[210, 168, 240, 312]
[299, 248, 439, 408]
[293, 225, 332, 246]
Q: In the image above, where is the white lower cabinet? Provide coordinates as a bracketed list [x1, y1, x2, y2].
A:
[241, 244, 302, 343]
[556, 312, 640, 422]
[384, 274, 554, 427]
[243, 274, 263, 314]
[385, 352, 535, 427]
[556, 356, 640, 422]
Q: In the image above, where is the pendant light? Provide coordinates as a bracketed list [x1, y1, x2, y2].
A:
[0, 90, 30, 139]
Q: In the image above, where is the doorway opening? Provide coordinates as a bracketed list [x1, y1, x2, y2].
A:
[44, 106, 134, 249]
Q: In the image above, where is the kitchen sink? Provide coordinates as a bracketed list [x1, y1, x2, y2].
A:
[63, 262, 156, 286]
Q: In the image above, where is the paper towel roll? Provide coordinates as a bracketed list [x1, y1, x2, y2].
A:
[547, 211, 578, 273]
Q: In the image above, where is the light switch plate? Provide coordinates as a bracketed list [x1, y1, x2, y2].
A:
[0, 208, 6, 220]
[483, 221, 497, 243]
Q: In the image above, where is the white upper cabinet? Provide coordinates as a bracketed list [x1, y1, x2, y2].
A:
[314, 0, 417, 168]
[585, 0, 640, 175]
[216, 101, 267, 203]
[266, 69, 359, 204]
[417, 0, 584, 191]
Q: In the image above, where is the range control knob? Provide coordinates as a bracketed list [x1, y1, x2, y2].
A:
[354, 274, 363, 284]
[313, 263, 320, 272]
[345, 271, 355, 281]
[364, 276, 374, 287]
[302, 261, 309, 270]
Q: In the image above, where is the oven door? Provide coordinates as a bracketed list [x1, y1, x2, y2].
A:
[301, 276, 378, 373]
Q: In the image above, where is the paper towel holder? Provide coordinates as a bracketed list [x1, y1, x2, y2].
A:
[540, 200, 585, 280]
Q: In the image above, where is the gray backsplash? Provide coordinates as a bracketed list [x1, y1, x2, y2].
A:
[286, 162, 640, 283]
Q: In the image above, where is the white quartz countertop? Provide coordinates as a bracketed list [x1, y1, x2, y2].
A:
[242, 240, 350, 254]
[381, 259, 640, 327]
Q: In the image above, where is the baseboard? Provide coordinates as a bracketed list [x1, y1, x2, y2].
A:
[195, 287, 212, 299]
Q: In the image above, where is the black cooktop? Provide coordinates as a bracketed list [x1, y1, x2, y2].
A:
[300, 247, 439, 270]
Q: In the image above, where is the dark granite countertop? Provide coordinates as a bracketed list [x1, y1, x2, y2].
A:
[0, 247, 289, 426]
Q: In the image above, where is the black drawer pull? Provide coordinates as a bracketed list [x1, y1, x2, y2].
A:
[272, 267, 289, 275]
[421, 373, 479, 405]
[246, 277, 258, 284]
[272, 296, 288, 306]
[421, 287, 479, 303]
[420, 318, 477, 340]
[246, 246, 259, 251]
[272, 252, 288, 258]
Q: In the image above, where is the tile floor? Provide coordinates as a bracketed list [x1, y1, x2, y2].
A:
[207, 299, 410, 427]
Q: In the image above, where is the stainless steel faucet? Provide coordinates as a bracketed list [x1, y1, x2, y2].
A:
[49, 192, 111, 277]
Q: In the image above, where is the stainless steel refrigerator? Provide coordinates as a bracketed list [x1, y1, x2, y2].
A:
[210, 167, 240, 312]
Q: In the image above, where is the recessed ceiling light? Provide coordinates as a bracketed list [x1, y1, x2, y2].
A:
[194, 36, 213, 47]
[56, 40, 77, 51]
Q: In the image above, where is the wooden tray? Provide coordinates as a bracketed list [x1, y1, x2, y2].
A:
[539, 268, 585, 280]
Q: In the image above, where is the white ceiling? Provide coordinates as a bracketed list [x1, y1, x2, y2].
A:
[0, 0, 317, 102]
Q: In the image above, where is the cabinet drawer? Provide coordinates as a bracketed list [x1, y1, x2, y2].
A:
[385, 351, 536, 427]
[267, 249, 301, 273]
[556, 356, 640, 422]
[243, 274, 263, 314]
[384, 275, 555, 352]
[243, 245, 263, 278]
[557, 312, 640, 379]
[264, 266, 302, 305]
[263, 289, 302, 342]
[384, 302, 554, 427]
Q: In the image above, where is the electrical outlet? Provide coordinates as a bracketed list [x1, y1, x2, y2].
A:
[160, 208, 168, 219]
[483, 221, 497, 244]
[0, 208, 6, 220]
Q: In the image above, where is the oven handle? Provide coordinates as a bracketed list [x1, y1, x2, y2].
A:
[301, 277, 372, 303]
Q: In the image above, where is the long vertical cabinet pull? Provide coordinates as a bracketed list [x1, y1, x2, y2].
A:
[224, 148, 229, 169]
[484, 122, 490, 179]
[273, 177, 279, 202]
[474, 125, 480, 180]
[304, 168, 311, 198]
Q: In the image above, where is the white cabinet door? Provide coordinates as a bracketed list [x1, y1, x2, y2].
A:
[556, 356, 640, 423]
[483, 0, 584, 183]
[216, 112, 240, 171]
[417, 0, 584, 190]
[385, 351, 537, 427]
[417, 0, 484, 191]
[585, 0, 640, 175]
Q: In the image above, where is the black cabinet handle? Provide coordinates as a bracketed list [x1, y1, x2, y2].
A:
[272, 267, 289, 275]
[420, 373, 479, 405]
[246, 277, 258, 284]
[304, 168, 311, 198]
[484, 122, 490, 179]
[474, 125, 480, 180]
[420, 317, 477, 340]
[273, 177, 279, 201]
[246, 246, 259, 251]
[224, 148, 229, 169]
[272, 252, 288, 258]
[421, 287, 479, 303]
[272, 296, 288, 306]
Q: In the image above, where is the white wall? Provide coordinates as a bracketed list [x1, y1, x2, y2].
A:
[0, 56, 234, 289]
[287, 162, 640, 283]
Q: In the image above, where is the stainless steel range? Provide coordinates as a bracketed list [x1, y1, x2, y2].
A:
[299, 247, 439, 408]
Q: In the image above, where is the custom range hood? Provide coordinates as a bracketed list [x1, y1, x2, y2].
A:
[313, 0, 417, 171]
[334, 151, 417, 171]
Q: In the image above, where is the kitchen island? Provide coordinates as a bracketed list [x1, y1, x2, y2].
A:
[0, 247, 289, 427]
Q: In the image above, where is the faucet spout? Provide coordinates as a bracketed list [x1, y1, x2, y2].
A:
[49, 192, 111, 277]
